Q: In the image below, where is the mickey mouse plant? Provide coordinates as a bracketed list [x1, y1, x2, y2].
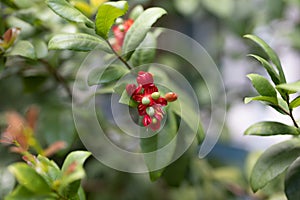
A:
[46, 0, 203, 182]
[244, 34, 300, 199]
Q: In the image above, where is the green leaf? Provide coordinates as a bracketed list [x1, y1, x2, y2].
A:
[118, 90, 138, 107]
[33, 39, 48, 59]
[6, 40, 36, 60]
[244, 96, 278, 105]
[244, 34, 286, 83]
[245, 121, 300, 136]
[46, 0, 94, 28]
[140, 111, 177, 181]
[276, 81, 300, 93]
[88, 65, 129, 86]
[247, 74, 277, 97]
[122, 7, 167, 60]
[60, 151, 91, 198]
[250, 138, 300, 192]
[285, 158, 300, 200]
[129, 5, 144, 20]
[8, 163, 51, 194]
[95, 1, 128, 39]
[5, 185, 54, 200]
[130, 32, 157, 67]
[290, 96, 300, 109]
[48, 33, 111, 53]
[36, 155, 61, 185]
[248, 54, 280, 85]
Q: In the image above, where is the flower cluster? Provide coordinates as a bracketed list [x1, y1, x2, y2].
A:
[112, 18, 134, 52]
[126, 71, 177, 131]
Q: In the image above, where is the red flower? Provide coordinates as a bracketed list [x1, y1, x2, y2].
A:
[112, 19, 134, 52]
[126, 71, 177, 131]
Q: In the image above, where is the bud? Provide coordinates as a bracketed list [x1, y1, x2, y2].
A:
[146, 107, 155, 117]
[142, 97, 150, 105]
[2, 27, 21, 49]
[115, 18, 124, 25]
[151, 92, 160, 100]
[126, 84, 137, 96]
[165, 92, 178, 102]
[136, 71, 153, 86]
[118, 24, 125, 32]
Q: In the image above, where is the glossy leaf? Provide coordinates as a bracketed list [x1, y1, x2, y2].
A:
[276, 81, 300, 93]
[250, 138, 300, 192]
[244, 96, 278, 105]
[290, 96, 300, 109]
[245, 121, 300, 136]
[48, 33, 111, 53]
[130, 32, 156, 67]
[36, 155, 61, 185]
[244, 34, 286, 83]
[46, 0, 94, 28]
[248, 54, 280, 85]
[247, 74, 277, 97]
[6, 40, 36, 60]
[122, 7, 167, 60]
[95, 1, 128, 39]
[129, 5, 144, 20]
[61, 151, 91, 174]
[285, 158, 300, 200]
[88, 65, 129, 85]
[8, 163, 51, 194]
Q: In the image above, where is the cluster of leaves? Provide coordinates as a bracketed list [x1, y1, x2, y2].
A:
[244, 34, 300, 199]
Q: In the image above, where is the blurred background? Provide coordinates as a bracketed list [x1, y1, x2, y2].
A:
[1, 0, 300, 199]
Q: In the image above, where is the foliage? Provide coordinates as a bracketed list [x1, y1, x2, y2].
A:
[244, 34, 300, 199]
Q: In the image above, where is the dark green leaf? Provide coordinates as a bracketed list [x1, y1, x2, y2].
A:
[46, 0, 94, 28]
[8, 163, 51, 194]
[244, 96, 278, 105]
[245, 121, 300, 136]
[250, 138, 300, 192]
[95, 1, 128, 39]
[244, 34, 286, 83]
[130, 32, 156, 67]
[122, 7, 167, 60]
[88, 65, 129, 86]
[48, 33, 111, 53]
[290, 96, 300, 109]
[129, 5, 144, 20]
[247, 73, 277, 97]
[248, 54, 280, 85]
[285, 158, 300, 200]
[5, 185, 55, 200]
[276, 81, 300, 93]
[6, 40, 36, 60]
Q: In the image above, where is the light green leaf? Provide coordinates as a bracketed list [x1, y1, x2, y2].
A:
[248, 54, 280, 85]
[244, 96, 278, 105]
[118, 90, 138, 107]
[244, 34, 286, 83]
[36, 155, 61, 185]
[247, 73, 277, 97]
[6, 40, 36, 60]
[95, 1, 128, 39]
[5, 185, 54, 200]
[130, 32, 157, 67]
[8, 163, 51, 194]
[46, 0, 94, 28]
[285, 158, 300, 200]
[122, 7, 167, 60]
[250, 138, 300, 192]
[33, 39, 48, 59]
[61, 151, 91, 174]
[245, 121, 300, 136]
[290, 96, 300, 109]
[276, 81, 300, 93]
[129, 5, 144, 20]
[88, 65, 129, 86]
[48, 33, 111, 53]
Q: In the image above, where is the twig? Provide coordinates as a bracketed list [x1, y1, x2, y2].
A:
[40, 59, 73, 100]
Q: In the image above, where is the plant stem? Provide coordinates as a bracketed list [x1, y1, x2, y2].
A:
[290, 108, 299, 128]
[105, 40, 133, 70]
[40, 59, 73, 101]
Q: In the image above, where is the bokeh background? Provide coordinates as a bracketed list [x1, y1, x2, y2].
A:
[1, 0, 300, 199]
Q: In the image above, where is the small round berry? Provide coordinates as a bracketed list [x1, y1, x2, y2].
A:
[115, 18, 123, 25]
[142, 97, 150, 105]
[152, 118, 158, 124]
[151, 92, 160, 100]
[165, 92, 178, 102]
[118, 24, 125, 32]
